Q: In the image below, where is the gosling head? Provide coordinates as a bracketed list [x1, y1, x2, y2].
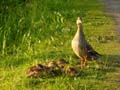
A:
[47, 61, 58, 68]
[57, 58, 68, 65]
[57, 58, 68, 69]
[26, 64, 44, 78]
[37, 64, 45, 70]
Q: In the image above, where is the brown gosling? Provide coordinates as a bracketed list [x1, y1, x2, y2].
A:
[47, 61, 58, 68]
[57, 58, 68, 69]
[44, 61, 58, 75]
[26, 64, 45, 78]
[66, 66, 79, 77]
[61, 65, 79, 77]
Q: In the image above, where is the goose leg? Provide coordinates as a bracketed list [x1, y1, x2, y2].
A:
[77, 57, 84, 68]
[80, 57, 84, 68]
[83, 56, 88, 67]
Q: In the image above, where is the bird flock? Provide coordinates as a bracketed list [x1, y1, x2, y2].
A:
[26, 58, 79, 78]
[26, 17, 101, 78]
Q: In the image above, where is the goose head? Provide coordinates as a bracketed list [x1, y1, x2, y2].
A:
[76, 17, 82, 27]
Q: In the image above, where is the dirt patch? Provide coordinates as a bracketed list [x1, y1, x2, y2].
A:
[100, 0, 120, 83]
[100, 0, 120, 39]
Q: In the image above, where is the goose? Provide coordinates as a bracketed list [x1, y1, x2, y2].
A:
[71, 17, 101, 68]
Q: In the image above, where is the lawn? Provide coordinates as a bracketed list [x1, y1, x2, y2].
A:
[0, 0, 120, 90]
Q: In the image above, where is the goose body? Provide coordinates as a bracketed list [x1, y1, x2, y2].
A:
[72, 19, 87, 58]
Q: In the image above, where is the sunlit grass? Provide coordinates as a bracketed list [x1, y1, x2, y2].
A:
[0, 0, 120, 90]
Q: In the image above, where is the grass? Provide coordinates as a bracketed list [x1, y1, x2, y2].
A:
[0, 0, 120, 90]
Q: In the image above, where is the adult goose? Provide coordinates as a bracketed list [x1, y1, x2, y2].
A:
[71, 17, 101, 68]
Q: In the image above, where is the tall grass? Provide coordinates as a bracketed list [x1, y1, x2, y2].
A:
[0, 0, 104, 56]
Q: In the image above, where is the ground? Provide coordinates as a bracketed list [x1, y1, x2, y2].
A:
[101, 0, 120, 37]
[100, 0, 120, 83]
[0, 0, 120, 90]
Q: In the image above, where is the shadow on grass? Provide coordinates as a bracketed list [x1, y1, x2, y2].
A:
[98, 54, 120, 68]
[78, 54, 120, 79]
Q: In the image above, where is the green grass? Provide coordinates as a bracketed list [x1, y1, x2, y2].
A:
[0, 0, 120, 90]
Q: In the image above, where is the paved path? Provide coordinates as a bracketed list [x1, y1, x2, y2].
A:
[101, 0, 120, 39]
